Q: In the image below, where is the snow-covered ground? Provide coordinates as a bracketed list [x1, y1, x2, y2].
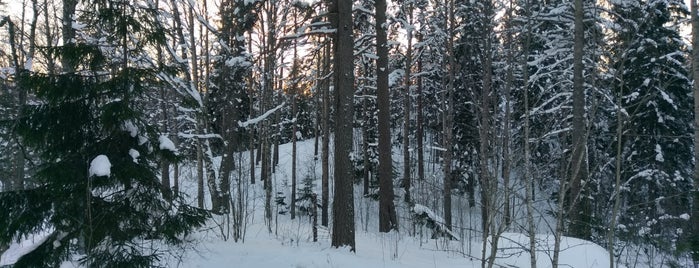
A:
[0, 137, 644, 268]
[162, 223, 619, 268]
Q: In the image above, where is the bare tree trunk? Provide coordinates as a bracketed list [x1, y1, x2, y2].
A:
[197, 0, 209, 208]
[690, 0, 699, 265]
[553, 0, 586, 266]
[416, 38, 424, 185]
[205, 141, 222, 212]
[43, 0, 56, 73]
[443, 0, 455, 232]
[568, 0, 589, 240]
[261, 1, 277, 231]
[501, 0, 515, 228]
[291, 35, 299, 220]
[61, 0, 77, 72]
[160, 87, 171, 194]
[402, 4, 413, 204]
[376, 0, 398, 233]
[196, 124, 205, 208]
[480, 2, 495, 266]
[248, 32, 256, 186]
[524, 45, 537, 268]
[314, 47, 321, 158]
[522, 3, 536, 266]
[330, 0, 356, 250]
[321, 38, 330, 227]
[363, 83, 370, 196]
[608, 60, 625, 268]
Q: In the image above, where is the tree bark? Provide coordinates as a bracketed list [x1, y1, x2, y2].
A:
[691, 0, 699, 264]
[291, 35, 299, 220]
[61, 0, 77, 72]
[416, 36, 424, 185]
[522, 2, 536, 266]
[568, 0, 589, 240]
[330, 0, 356, 251]
[362, 82, 370, 196]
[322, 38, 330, 227]
[402, 4, 413, 204]
[608, 60, 625, 268]
[376, 0, 398, 233]
[443, 0, 455, 232]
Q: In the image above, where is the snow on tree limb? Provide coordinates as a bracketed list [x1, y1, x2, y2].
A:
[238, 103, 285, 128]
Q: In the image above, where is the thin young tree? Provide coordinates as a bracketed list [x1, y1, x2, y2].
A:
[443, 0, 455, 231]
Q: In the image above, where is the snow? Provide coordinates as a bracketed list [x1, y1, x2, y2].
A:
[129, 149, 140, 163]
[238, 103, 285, 127]
[225, 56, 252, 68]
[162, 224, 619, 268]
[0, 233, 51, 265]
[655, 144, 664, 163]
[89, 155, 111, 177]
[24, 58, 32, 71]
[3, 138, 632, 268]
[388, 69, 405, 88]
[411, 203, 457, 239]
[491, 233, 623, 268]
[122, 121, 138, 137]
[71, 21, 86, 30]
[159, 135, 177, 153]
[659, 90, 675, 108]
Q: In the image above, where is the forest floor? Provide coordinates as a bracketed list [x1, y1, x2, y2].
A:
[0, 138, 659, 267]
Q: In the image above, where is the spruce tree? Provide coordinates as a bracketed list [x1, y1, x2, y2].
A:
[0, 0, 208, 266]
[610, 0, 692, 253]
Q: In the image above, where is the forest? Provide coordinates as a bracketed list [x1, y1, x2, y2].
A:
[1, 0, 699, 267]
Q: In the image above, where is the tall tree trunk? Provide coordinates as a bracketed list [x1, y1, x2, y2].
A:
[43, 0, 56, 73]
[443, 0, 455, 231]
[248, 32, 256, 186]
[61, 0, 77, 72]
[197, 121, 205, 208]
[197, 0, 210, 207]
[376, 0, 398, 233]
[402, 5, 413, 204]
[502, 0, 515, 228]
[363, 82, 370, 196]
[160, 87, 171, 194]
[480, 2, 495, 266]
[321, 38, 330, 227]
[261, 1, 277, 231]
[416, 38, 424, 185]
[522, 3, 536, 267]
[568, 0, 589, 240]
[608, 60, 626, 268]
[690, 0, 699, 264]
[291, 36, 299, 220]
[330, 0, 356, 251]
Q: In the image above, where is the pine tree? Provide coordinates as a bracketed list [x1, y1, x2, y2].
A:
[0, 0, 208, 266]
